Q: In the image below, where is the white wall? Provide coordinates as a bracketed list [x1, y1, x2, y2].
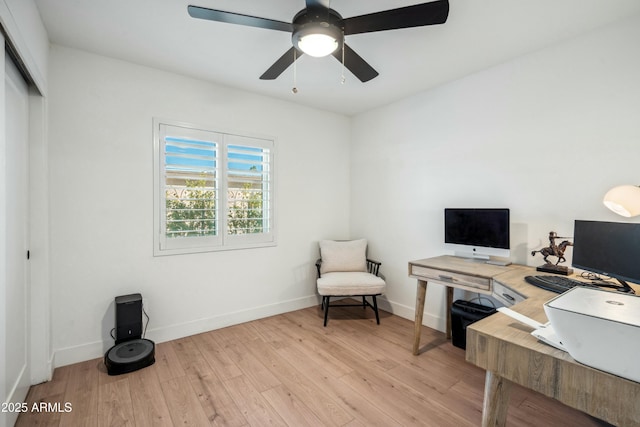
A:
[48, 45, 351, 366]
[350, 14, 640, 331]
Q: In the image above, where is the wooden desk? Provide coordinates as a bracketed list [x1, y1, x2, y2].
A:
[408, 255, 524, 355]
[408, 256, 640, 426]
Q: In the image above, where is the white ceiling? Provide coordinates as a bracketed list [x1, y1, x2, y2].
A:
[34, 0, 640, 115]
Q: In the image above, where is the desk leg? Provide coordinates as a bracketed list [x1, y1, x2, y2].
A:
[412, 280, 427, 355]
[445, 286, 453, 340]
[481, 371, 512, 427]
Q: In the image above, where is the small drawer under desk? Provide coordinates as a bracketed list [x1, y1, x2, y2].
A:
[492, 280, 525, 306]
[409, 265, 491, 292]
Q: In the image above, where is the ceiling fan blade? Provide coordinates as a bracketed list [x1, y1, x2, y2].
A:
[343, 0, 449, 35]
[331, 44, 378, 83]
[260, 47, 303, 80]
[188, 5, 293, 32]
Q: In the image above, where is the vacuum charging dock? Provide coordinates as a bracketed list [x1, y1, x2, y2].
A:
[104, 293, 155, 375]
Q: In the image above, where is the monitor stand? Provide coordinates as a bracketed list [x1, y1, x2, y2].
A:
[613, 278, 635, 294]
[454, 252, 489, 263]
[486, 259, 512, 266]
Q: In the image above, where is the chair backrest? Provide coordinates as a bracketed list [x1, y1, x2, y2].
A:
[319, 239, 368, 275]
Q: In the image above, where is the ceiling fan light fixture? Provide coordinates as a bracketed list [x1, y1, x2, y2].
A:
[298, 33, 338, 57]
[293, 22, 342, 58]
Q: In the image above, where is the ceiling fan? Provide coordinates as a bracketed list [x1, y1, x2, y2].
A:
[188, 0, 449, 82]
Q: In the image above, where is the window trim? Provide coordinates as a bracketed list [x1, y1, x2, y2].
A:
[153, 118, 276, 256]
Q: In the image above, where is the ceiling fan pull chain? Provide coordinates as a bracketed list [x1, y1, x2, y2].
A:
[341, 33, 345, 85]
[292, 49, 298, 94]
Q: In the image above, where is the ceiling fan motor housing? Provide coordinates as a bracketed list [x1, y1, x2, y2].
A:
[292, 8, 344, 54]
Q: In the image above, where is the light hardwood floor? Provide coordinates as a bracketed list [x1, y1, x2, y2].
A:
[17, 303, 610, 426]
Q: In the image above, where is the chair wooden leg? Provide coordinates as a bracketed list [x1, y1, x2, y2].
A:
[323, 296, 330, 327]
[373, 295, 380, 325]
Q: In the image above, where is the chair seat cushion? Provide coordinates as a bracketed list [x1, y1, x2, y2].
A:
[317, 272, 386, 296]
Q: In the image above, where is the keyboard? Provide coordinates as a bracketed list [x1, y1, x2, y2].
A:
[524, 275, 598, 294]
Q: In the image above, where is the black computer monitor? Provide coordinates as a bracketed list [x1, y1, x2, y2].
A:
[444, 208, 510, 260]
[572, 220, 640, 292]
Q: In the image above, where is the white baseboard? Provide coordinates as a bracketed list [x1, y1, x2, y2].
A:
[53, 295, 445, 368]
[48, 354, 54, 380]
[380, 297, 446, 332]
[53, 294, 321, 368]
[30, 351, 55, 385]
[52, 340, 108, 369]
[146, 295, 320, 344]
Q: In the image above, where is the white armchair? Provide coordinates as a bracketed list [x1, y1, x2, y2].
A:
[315, 239, 386, 326]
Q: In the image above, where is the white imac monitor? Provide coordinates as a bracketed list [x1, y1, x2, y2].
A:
[444, 208, 510, 261]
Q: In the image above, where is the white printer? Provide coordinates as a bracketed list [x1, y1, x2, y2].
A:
[543, 286, 640, 383]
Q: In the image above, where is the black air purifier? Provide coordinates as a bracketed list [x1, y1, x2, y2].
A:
[104, 293, 155, 375]
[451, 300, 496, 350]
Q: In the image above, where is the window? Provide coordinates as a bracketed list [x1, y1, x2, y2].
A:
[154, 120, 275, 255]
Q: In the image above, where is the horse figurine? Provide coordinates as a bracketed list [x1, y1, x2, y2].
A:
[531, 240, 573, 265]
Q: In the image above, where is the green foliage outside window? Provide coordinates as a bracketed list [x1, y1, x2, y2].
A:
[166, 177, 265, 238]
[166, 178, 216, 237]
[228, 181, 265, 235]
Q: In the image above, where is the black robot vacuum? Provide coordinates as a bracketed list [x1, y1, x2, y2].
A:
[104, 293, 155, 375]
